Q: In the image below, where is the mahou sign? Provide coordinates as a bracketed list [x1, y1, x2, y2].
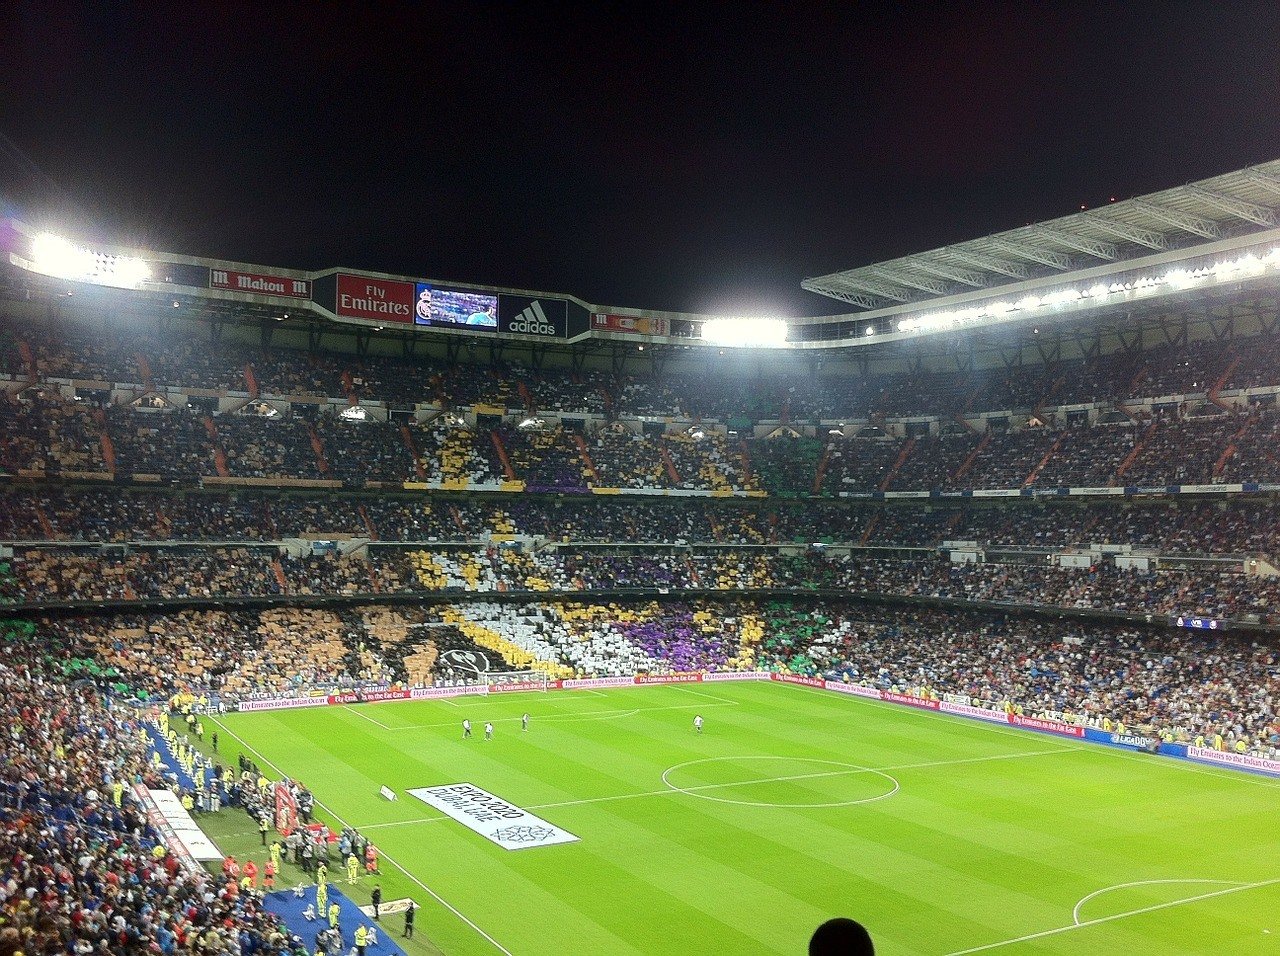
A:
[336, 274, 414, 323]
[592, 313, 671, 336]
[210, 269, 310, 299]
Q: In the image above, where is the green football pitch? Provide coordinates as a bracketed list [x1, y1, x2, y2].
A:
[209, 681, 1280, 955]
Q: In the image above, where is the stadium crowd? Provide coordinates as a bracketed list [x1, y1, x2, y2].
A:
[8, 390, 1280, 494]
[12, 312, 1280, 423]
[2, 488, 1277, 562]
[0, 624, 300, 955]
[6, 543, 1279, 627]
[16, 599, 1278, 759]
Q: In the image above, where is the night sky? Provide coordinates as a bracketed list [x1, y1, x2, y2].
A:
[3, 2, 1279, 316]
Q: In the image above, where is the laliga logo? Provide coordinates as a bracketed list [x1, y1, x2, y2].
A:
[507, 301, 557, 336]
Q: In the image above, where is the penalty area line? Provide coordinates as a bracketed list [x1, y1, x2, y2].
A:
[209, 716, 514, 956]
[342, 705, 392, 730]
[673, 685, 741, 705]
[946, 877, 1280, 954]
[772, 680, 1280, 791]
[1070, 879, 1245, 926]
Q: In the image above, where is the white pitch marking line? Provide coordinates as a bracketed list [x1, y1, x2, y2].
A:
[342, 705, 392, 730]
[1071, 879, 1244, 926]
[674, 685, 740, 705]
[946, 878, 1280, 955]
[357, 745, 1071, 830]
[386, 700, 738, 730]
[658, 747, 1071, 797]
[773, 680, 1280, 790]
[210, 717, 514, 956]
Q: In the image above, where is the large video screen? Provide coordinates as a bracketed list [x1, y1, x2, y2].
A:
[414, 283, 498, 330]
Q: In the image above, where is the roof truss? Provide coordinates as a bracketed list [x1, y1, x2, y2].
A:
[803, 158, 1280, 309]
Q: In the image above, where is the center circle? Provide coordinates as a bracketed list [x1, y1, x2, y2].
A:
[661, 756, 900, 808]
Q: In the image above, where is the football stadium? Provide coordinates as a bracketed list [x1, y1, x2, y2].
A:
[4, 159, 1280, 954]
[4, 11, 1280, 956]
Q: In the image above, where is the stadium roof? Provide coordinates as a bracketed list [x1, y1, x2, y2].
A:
[802, 159, 1280, 310]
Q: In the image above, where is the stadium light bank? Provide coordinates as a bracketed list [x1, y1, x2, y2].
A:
[701, 317, 790, 348]
[28, 232, 151, 289]
[896, 246, 1280, 336]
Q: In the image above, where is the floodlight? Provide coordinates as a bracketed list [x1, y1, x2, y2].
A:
[32, 234, 89, 279]
[30, 232, 150, 288]
[701, 317, 788, 348]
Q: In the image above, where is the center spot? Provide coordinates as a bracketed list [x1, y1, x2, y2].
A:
[661, 755, 899, 808]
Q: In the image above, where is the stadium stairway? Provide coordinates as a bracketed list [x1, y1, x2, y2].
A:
[34, 504, 54, 539]
[879, 437, 915, 491]
[202, 417, 232, 477]
[1213, 412, 1257, 478]
[271, 558, 290, 593]
[306, 422, 331, 475]
[449, 504, 467, 535]
[264, 886, 409, 956]
[358, 504, 379, 540]
[707, 511, 726, 542]
[951, 431, 991, 484]
[660, 444, 681, 485]
[134, 353, 155, 395]
[92, 409, 118, 474]
[1022, 433, 1066, 487]
[1208, 352, 1241, 413]
[1112, 419, 1159, 485]
[17, 339, 37, 390]
[1127, 366, 1148, 398]
[812, 443, 832, 495]
[243, 362, 261, 399]
[571, 431, 601, 483]
[685, 554, 702, 585]
[398, 425, 429, 480]
[489, 430, 518, 481]
[738, 440, 754, 485]
[262, 499, 279, 537]
[341, 370, 359, 406]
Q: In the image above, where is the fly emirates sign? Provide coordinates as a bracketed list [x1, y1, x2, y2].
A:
[336, 274, 414, 323]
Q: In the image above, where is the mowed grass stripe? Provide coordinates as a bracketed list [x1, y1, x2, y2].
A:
[223, 682, 1277, 955]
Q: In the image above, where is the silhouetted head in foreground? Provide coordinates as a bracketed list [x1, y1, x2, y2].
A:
[810, 917, 875, 955]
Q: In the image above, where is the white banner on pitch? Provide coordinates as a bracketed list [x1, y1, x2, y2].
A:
[407, 783, 580, 850]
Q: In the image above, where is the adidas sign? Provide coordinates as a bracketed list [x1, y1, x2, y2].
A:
[506, 301, 558, 336]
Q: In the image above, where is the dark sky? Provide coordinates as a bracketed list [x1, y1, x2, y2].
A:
[3, 2, 1279, 316]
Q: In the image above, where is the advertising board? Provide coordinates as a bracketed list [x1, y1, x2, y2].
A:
[592, 313, 671, 335]
[499, 295, 567, 337]
[211, 268, 310, 299]
[336, 274, 414, 322]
